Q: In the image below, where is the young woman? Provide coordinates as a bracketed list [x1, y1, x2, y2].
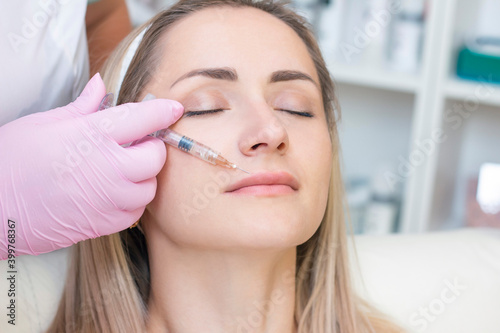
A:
[47, 1, 404, 332]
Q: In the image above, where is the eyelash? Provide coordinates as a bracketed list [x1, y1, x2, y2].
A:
[183, 109, 226, 117]
[277, 109, 314, 118]
[184, 109, 314, 118]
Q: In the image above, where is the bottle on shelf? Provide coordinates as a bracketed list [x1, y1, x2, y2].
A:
[387, 0, 426, 73]
[363, 167, 402, 234]
[346, 177, 371, 234]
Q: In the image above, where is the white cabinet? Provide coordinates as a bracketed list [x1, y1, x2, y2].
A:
[321, 0, 500, 233]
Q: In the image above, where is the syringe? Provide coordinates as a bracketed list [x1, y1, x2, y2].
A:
[98, 93, 249, 174]
[151, 129, 249, 173]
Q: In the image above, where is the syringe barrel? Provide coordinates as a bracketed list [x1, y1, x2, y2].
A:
[153, 129, 220, 165]
[154, 129, 183, 148]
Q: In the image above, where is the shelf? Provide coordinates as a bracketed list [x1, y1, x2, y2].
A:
[445, 78, 500, 107]
[327, 62, 421, 94]
[321, 0, 498, 234]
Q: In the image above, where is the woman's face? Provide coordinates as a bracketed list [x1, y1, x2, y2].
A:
[142, 6, 332, 250]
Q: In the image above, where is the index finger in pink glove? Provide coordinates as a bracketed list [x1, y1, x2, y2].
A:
[85, 98, 184, 146]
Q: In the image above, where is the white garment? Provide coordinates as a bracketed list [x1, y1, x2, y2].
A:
[0, 0, 89, 127]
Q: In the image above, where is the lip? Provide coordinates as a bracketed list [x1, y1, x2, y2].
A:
[225, 171, 299, 196]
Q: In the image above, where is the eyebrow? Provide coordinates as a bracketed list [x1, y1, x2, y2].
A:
[270, 70, 317, 88]
[170, 67, 237, 88]
[170, 67, 318, 89]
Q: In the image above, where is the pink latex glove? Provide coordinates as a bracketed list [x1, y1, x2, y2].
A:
[0, 73, 183, 259]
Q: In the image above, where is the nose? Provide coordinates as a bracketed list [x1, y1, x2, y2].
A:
[238, 104, 289, 156]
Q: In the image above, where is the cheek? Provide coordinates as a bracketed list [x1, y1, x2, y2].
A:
[146, 147, 208, 230]
[294, 122, 332, 177]
[145, 145, 240, 246]
[295, 126, 332, 226]
[316, 130, 333, 193]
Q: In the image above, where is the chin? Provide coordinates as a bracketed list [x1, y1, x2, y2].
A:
[222, 212, 318, 248]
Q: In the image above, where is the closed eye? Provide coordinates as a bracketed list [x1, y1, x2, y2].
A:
[277, 109, 314, 118]
[183, 108, 313, 118]
[183, 109, 226, 117]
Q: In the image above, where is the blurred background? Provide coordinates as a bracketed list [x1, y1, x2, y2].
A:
[124, 0, 500, 235]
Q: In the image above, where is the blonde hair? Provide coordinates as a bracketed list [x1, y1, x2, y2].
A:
[47, 1, 404, 332]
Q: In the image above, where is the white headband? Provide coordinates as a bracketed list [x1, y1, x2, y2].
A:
[113, 24, 151, 105]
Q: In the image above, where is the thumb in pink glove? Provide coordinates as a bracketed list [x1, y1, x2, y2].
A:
[0, 73, 184, 259]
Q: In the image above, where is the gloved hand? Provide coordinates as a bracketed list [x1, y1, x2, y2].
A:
[0, 73, 183, 259]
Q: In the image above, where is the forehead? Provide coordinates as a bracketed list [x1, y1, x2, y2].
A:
[155, 6, 319, 85]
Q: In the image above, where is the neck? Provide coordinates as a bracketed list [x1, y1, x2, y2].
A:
[144, 229, 298, 333]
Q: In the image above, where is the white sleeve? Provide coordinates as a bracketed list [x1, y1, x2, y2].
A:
[0, 0, 89, 127]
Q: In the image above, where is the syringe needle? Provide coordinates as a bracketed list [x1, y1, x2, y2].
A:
[235, 166, 250, 174]
[214, 155, 250, 174]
